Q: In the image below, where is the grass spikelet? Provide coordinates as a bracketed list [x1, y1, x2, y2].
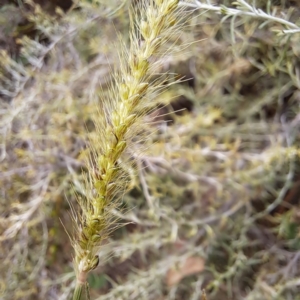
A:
[72, 0, 186, 297]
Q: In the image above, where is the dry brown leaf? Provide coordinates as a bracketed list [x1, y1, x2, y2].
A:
[166, 256, 205, 286]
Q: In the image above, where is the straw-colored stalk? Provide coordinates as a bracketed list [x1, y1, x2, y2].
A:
[72, 0, 185, 298]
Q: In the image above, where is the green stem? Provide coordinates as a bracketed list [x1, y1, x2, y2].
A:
[73, 282, 84, 300]
[73, 272, 89, 300]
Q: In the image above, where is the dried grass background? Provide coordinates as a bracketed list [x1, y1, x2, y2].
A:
[1, 0, 300, 299]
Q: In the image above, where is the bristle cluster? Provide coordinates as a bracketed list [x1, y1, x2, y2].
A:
[73, 0, 184, 287]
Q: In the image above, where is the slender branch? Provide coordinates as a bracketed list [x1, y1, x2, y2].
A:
[181, 0, 300, 33]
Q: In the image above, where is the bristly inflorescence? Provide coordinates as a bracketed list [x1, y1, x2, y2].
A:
[72, 0, 186, 290]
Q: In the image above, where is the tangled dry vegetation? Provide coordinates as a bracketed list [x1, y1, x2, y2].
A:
[1, 0, 300, 299]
